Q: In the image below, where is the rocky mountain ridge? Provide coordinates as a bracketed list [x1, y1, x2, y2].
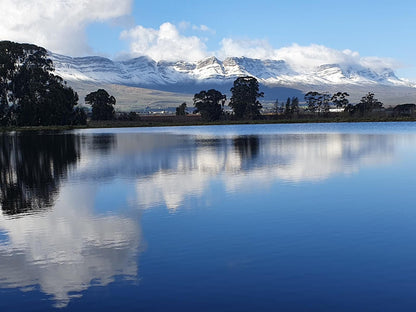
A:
[50, 53, 416, 107]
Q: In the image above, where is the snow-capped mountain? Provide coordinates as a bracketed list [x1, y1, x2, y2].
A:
[50, 53, 416, 107]
[51, 53, 413, 88]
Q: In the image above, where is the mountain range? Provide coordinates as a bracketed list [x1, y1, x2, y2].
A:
[50, 53, 416, 109]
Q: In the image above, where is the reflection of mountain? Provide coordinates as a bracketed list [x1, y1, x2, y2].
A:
[0, 132, 79, 215]
[73, 130, 404, 210]
[0, 184, 141, 308]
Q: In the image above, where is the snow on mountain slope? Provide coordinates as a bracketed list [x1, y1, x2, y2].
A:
[51, 53, 414, 88]
[50, 52, 416, 107]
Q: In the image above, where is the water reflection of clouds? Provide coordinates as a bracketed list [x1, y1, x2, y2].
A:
[0, 184, 141, 308]
[32, 131, 402, 213]
[0, 128, 412, 307]
[126, 132, 405, 210]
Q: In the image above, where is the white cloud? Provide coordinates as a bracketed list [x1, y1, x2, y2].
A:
[192, 24, 215, 34]
[120, 22, 209, 62]
[0, 0, 132, 55]
[120, 26, 398, 73]
[218, 38, 278, 60]
[1, 3, 399, 74]
[275, 44, 359, 72]
[218, 39, 399, 73]
[360, 56, 400, 72]
[176, 22, 214, 34]
[0, 184, 141, 308]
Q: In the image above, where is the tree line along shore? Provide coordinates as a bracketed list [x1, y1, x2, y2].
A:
[1, 41, 416, 131]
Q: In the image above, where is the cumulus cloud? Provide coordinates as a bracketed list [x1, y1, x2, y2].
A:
[0, 0, 132, 55]
[2, 3, 399, 74]
[121, 23, 399, 73]
[120, 22, 209, 62]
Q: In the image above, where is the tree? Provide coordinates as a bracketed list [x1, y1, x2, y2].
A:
[291, 97, 299, 117]
[117, 111, 140, 121]
[85, 89, 116, 120]
[331, 92, 350, 109]
[176, 102, 187, 116]
[304, 91, 330, 115]
[273, 99, 279, 116]
[71, 106, 87, 125]
[285, 97, 291, 116]
[304, 91, 321, 113]
[273, 99, 284, 116]
[193, 89, 226, 121]
[319, 92, 331, 115]
[0, 41, 79, 126]
[229, 76, 264, 119]
[0, 96, 10, 126]
[354, 92, 383, 115]
[393, 103, 416, 116]
[128, 111, 140, 121]
[283, 97, 299, 118]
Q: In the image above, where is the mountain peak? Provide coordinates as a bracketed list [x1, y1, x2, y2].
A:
[49, 53, 411, 89]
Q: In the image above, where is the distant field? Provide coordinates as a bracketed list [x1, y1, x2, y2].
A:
[68, 81, 194, 112]
[69, 80, 416, 113]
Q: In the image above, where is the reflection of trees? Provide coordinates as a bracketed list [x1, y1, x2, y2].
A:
[0, 132, 79, 215]
[90, 134, 115, 153]
[233, 136, 259, 162]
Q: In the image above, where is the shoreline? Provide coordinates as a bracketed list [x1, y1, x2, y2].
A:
[1, 115, 416, 132]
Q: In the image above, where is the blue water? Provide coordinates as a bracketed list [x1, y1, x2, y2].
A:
[1, 122, 416, 311]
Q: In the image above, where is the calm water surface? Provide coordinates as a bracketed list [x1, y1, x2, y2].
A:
[1, 122, 416, 311]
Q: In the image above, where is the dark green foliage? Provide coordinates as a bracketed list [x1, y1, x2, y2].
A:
[85, 89, 116, 120]
[0, 41, 78, 126]
[345, 103, 355, 114]
[320, 93, 331, 114]
[393, 103, 416, 116]
[291, 97, 299, 116]
[304, 91, 330, 114]
[71, 106, 88, 125]
[282, 97, 299, 117]
[128, 111, 140, 121]
[304, 91, 321, 113]
[331, 92, 350, 108]
[176, 102, 187, 116]
[353, 92, 383, 115]
[0, 97, 12, 126]
[193, 89, 226, 121]
[117, 111, 140, 121]
[229, 76, 264, 119]
[285, 97, 291, 116]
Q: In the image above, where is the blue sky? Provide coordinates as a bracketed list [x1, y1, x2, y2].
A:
[1, 0, 416, 79]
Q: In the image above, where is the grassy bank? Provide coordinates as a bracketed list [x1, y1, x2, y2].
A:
[2, 114, 416, 132]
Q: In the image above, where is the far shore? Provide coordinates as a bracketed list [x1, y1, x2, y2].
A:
[2, 114, 416, 132]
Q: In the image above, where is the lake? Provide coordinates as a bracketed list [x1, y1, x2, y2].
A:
[1, 122, 416, 311]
